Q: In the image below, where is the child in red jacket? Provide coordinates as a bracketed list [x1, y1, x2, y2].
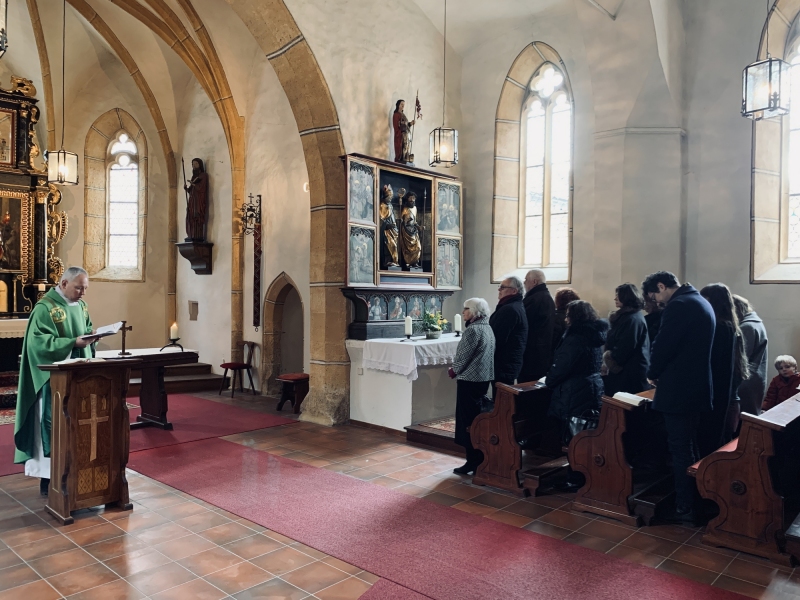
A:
[762, 355, 800, 411]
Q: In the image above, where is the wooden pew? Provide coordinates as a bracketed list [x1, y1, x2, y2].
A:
[470, 381, 564, 497]
[568, 388, 672, 526]
[688, 394, 800, 566]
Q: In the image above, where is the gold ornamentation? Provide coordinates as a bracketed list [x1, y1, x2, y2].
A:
[48, 256, 64, 284]
[20, 191, 33, 283]
[50, 306, 66, 323]
[78, 469, 92, 495]
[47, 184, 67, 283]
[8, 77, 37, 98]
[78, 394, 109, 462]
[94, 466, 108, 491]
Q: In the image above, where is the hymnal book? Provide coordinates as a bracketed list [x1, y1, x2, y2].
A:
[612, 391, 651, 407]
[80, 321, 123, 341]
[55, 357, 106, 365]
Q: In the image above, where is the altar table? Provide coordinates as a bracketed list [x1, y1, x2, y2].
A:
[346, 335, 460, 432]
[96, 347, 198, 430]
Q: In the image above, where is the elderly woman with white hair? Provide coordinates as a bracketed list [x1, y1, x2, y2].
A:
[448, 297, 496, 475]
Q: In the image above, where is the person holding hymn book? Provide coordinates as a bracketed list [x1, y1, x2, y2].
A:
[13, 267, 100, 497]
[448, 298, 495, 475]
[761, 355, 800, 412]
[489, 276, 527, 396]
[733, 295, 768, 418]
[644, 271, 715, 523]
[519, 269, 555, 383]
[545, 300, 608, 490]
[698, 284, 748, 457]
[552, 287, 580, 350]
[602, 283, 650, 396]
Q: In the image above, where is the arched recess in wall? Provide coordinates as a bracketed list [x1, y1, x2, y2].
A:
[262, 272, 304, 395]
[751, 0, 800, 282]
[84, 108, 148, 282]
[491, 42, 573, 284]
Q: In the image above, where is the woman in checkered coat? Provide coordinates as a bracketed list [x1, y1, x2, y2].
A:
[449, 298, 495, 475]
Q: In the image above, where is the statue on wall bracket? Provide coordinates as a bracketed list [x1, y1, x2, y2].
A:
[176, 157, 213, 275]
[379, 185, 400, 270]
[392, 99, 416, 164]
[399, 189, 423, 271]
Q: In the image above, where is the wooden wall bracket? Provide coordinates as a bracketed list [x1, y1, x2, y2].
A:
[176, 241, 213, 275]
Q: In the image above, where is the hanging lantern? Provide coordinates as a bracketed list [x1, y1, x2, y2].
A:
[429, 127, 458, 167]
[0, 0, 8, 59]
[46, 149, 79, 185]
[742, 56, 791, 120]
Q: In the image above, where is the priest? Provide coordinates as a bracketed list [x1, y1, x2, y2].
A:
[13, 266, 97, 496]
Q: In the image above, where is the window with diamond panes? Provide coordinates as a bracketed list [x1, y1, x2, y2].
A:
[521, 64, 572, 268]
[107, 132, 138, 268]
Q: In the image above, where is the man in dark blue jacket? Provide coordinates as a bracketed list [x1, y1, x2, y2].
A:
[489, 276, 528, 396]
[643, 271, 715, 523]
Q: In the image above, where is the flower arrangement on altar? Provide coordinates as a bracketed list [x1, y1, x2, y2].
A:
[421, 311, 448, 339]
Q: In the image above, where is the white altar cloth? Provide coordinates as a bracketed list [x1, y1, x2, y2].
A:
[362, 335, 461, 381]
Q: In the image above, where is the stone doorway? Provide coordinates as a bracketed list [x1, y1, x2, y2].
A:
[261, 272, 304, 396]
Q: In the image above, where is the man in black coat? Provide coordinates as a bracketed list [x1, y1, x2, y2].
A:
[489, 276, 528, 395]
[643, 271, 715, 523]
[519, 269, 555, 383]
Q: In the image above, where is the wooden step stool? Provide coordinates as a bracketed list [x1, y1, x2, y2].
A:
[276, 373, 309, 414]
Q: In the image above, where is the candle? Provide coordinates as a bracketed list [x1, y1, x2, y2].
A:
[170, 322, 179, 339]
[454, 314, 462, 333]
[404, 316, 413, 336]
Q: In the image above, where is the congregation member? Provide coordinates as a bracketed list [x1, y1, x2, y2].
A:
[643, 271, 715, 523]
[489, 276, 527, 394]
[698, 284, 748, 457]
[13, 267, 97, 496]
[448, 298, 495, 475]
[761, 355, 800, 411]
[545, 300, 608, 489]
[733, 295, 768, 417]
[553, 287, 580, 349]
[519, 269, 555, 383]
[644, 296, 663, 345]
[602, 283, 650, 396]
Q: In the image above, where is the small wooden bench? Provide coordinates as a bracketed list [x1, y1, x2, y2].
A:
[568, 388, 672, 526]
[688, 394, 800, 566]
[470, 381, 563, 497]
[276, 373, 309, 415]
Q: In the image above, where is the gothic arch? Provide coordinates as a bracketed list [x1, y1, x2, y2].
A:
[261, 272, 304, 395]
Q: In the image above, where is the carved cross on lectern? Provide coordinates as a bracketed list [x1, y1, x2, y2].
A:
[118, 321, 132, 357]
[78, 394, 109, 462]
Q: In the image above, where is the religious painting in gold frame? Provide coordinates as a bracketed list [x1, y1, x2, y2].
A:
[435, 237, 461, 289]
[0, 108, 16, 168]
[0, 192, 32, 279]
[435, 181, 461, 235]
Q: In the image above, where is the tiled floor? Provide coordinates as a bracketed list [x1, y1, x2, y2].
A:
[2, 391, 800, 599]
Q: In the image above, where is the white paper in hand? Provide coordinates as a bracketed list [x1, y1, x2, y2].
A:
[81, 321, 123, 340]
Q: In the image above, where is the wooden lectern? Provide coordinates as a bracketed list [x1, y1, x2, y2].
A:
[39, 359, 140, 525]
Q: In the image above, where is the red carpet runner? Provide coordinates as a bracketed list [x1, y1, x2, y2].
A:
[0, 395, 295, 476]
[129, 438, 747, 600]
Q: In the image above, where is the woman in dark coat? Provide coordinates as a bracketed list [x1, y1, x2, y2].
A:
[552, 288, 580, 350]
[698, 283, 749, 458]
[449, 298, 495, 475]
[546, 300, 608, 489]
[733, 295, 768, 417]
[602, 283, 650, 396]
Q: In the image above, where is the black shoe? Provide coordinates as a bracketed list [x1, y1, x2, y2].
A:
[660, 505, 695, 524]
[40, 478, 49, 497]
[453, 463, 477, 475]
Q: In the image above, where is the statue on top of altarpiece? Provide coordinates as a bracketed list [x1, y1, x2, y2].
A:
[392, 99, 416, 164]
[184, 158, 209, 242]
[399, 189, 423, 271]
[379, 185, 400, 270]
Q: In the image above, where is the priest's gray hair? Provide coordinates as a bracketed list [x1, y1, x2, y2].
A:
[463, 298, 490, 318]
[503, 275, 525, 295]
[62, 266, 88, 282]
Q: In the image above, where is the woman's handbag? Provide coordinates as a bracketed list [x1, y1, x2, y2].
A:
[566, 408, 600, 443]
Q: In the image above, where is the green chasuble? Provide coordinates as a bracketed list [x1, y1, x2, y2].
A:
[13, 288, 93, 464]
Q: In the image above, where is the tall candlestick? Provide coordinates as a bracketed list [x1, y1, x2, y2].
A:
[454, 314, 462, 333]
[404, 316, 413, 336]
[170, 322, 179, 339]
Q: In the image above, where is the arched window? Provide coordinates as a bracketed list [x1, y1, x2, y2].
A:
[522, 64, 572, 267]
[84, 109, 147, 281]
[107, 132, 139, 267]
[492, 43, 573, 283]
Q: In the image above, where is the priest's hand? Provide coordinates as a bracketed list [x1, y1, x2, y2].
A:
[74, 334, 98, 348]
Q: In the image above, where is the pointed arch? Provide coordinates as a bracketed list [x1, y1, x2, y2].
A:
[262, 272, 304, 395]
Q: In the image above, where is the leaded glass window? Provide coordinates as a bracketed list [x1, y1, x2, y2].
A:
[107, 132, 138, 268]
[521, 64, 572, 268]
